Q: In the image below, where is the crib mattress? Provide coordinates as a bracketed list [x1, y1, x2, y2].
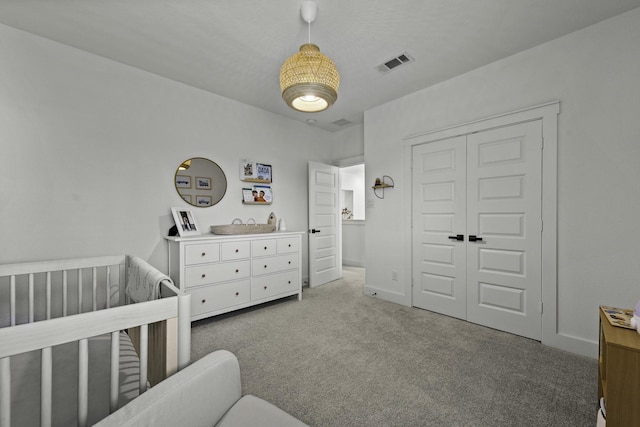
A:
[10, 331, 140, 427]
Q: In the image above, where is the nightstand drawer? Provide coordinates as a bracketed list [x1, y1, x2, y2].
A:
[221, 241, 251, 261]
[185, 260, 251, 288]
[185, 243, 220, 265]
[251, 271, 299, 300]
[190, 281, 250, 316]
[252, 254, 298, 276]
[277, 237, 299, 254]
[251, 239, 277, 257]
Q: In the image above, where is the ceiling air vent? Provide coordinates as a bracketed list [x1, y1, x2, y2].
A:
[375, 52, 414, 74]
[331, 118, 352, 127]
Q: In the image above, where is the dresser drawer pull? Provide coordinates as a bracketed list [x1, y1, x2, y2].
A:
[235, 269, 239, 273]
[288, 261, 291, 264]
[263, 286, 268, 290]
[288, 281, 291, 284]
[264, 265, 268, 269]
[235, 249, 239, 253]
[201, 299, 206, 304]
[264, 246, 267, 250]
[235, 292, 239, 296]
[288, 244, 291, 247]
[201, 274, 206, 278]
[201, 252, 206, 257]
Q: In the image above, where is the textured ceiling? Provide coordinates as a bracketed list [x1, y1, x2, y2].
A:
[1, 0, 639, 131]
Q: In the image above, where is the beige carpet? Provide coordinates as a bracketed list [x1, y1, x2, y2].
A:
[191, 267, 597, 426]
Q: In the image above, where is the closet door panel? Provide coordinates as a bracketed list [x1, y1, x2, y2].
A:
[412, 136, 467, 320]
[466, 120, 543, 340]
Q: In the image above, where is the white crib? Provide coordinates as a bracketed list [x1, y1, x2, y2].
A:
[0, 255, 191, 427]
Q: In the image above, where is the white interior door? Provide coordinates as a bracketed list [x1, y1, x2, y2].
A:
[411, 120, 543, 340]
[308, 161, 342, 287]
[412, 136, 467, 319]
[466, 121, 543, 340]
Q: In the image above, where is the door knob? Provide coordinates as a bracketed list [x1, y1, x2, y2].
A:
[309, 229, 321, 234]
[448, 234, 464, 241]
[469, 235, 484, 242]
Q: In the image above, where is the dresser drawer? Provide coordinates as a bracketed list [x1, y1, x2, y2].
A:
[190, 281, 250, 316]
[252, 253, 299, 276]
[277, 237, 299, 254]
[185, 260, 251, 288]
[251, 239, 277, 257]
[251, 271, 299, 300]
[221, 241, 251, 261]
[185, 243, 220, 265]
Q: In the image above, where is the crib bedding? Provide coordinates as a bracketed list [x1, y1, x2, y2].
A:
[10, 331, 140, 427]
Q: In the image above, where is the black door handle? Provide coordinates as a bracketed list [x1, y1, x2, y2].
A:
[448, 235, 464, 241]
[309, 229, 321, 234]
[469, 235, 483, 242]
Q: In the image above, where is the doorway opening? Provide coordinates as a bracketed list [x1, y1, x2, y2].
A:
[339, 163, 366, 268]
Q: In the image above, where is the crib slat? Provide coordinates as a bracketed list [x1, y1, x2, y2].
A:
[41, 347, 53, 427]
[78, 338, 89, 427]
[63, 270, 68, 317]
[92, 267, 98, 312]
[106, 266, 112, 309]
[46, 271, 52, 320]
[178, 293, 192, 371]
[139, 324, 148, 394]
[78, 269, 83, 314]
[28, 273, 34, 323]
[110, 331, 120, 412]
[10, 276, 16, 326]
[0, 357, 9, 427]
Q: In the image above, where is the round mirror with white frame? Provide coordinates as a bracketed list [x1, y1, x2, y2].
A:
[174, 157, 227, 207]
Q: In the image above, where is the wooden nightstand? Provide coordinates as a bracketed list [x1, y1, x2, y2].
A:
[598, 307, 640, 426]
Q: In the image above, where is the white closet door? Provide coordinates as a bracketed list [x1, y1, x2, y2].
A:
[412, 136, 467, 319]
[466, 121, 543, 340]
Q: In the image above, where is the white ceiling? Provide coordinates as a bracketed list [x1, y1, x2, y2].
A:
[1, 1, 639, 131]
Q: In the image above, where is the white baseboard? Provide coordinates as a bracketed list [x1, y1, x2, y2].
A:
[363, 286, 411, 306]
[543, 332, 599, 359]
[343, 259, 365, 268]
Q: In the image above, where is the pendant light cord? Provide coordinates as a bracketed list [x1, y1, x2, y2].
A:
[308, 20, 311, 44]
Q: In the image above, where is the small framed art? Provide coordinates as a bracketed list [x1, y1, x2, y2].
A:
[171, 207, 201, 236]
[242, 185, 272, 204]
[240, 160, 272, 183]
[196, 195, 212, 207]
[175, 175, 192, 189]
[195, 176, 212, 190]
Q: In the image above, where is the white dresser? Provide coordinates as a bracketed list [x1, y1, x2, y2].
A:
[165, 231, 304, 321]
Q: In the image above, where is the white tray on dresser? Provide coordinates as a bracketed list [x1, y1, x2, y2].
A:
[165, 231, 304, 321]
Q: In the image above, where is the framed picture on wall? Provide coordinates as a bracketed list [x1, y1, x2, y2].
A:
[171, 207, 201, 236]
[195, 176, 212, 190]
[175, 175, 192, 189]
[196, 195, 212, 207]
[240, 160, 272, 183]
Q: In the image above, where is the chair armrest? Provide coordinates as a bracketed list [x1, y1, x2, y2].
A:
[95, 350, 242, 427]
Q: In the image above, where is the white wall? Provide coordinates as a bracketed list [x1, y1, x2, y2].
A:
[340, 164, 365, 220]
[0, 23, 339, 280]
[342, 221, 366, 267]
[364, 8, 640, 357]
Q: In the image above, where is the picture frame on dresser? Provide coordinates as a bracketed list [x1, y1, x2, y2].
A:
[171, 207, 201, 236]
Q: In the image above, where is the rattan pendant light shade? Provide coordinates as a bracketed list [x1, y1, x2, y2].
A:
[279, 1, 339, 113]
